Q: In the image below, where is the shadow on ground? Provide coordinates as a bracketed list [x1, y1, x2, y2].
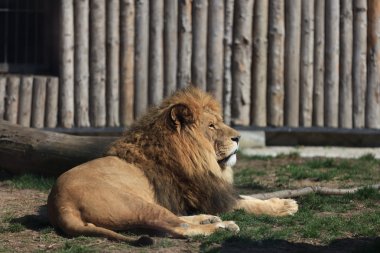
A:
[9, 212, 380, 253]
[10, 205, 50, 231]
[203, 237, 380, 253]
[11, 206, 170, 238]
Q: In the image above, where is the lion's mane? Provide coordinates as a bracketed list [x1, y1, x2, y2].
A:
[105, 87, 237, 215]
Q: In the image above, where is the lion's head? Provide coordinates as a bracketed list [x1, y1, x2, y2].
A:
[163, 88, 241, 176]
[106, 87, 240, 214]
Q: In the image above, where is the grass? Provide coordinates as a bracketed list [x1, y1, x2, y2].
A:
[234, 168, 267, 189]
[200, 154, 380, 251]
[0, 214, 25, 233]
[0, 155, 379, 252]
[290, 155, 378, 184]
[55, 240, 100, 253]
[4, 173, 55, 192]
[199, 189, 380, 251]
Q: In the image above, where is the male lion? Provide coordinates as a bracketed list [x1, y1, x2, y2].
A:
[47, 87, 298, 245]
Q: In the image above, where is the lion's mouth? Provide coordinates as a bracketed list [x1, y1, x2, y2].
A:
[217, 149, 238, 164]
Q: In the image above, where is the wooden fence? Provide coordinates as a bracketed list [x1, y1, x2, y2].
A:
[0, 75, 59, 128]
[1, 0, 380, 130]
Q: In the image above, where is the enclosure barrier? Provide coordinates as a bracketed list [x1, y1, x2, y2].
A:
[0, 75, 59, 128]
[0, 0, 380, 130]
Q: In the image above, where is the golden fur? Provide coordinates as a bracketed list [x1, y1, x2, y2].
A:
[47, 87, 298, 245]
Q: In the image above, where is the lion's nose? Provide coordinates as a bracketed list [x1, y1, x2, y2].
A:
[231, 136, 241, 144]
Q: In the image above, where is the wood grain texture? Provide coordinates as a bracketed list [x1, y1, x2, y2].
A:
[312, 0, 325, 127]
[0, 76, 6, 120]
[231, 0, 254, 126]
[353, 0, 367, 128]
[267, 0, 285, 127]
[164, 0, 178, 96]
[299, 0, 314, 127]
[339, 0, 353, 129]
[149, 0, 164, 106]
[207, 0, 224, 104]
[4, 76, 20, 124]
[45, 77, 59, 128]
[31, 77, 47, 128]
[89, 0, 106, 127]
[191, 0, 208, 91]
[284, 0, 301, 127]
[18, 76, 33, 127]
[134, 0, 149, 118]
[366, 0, 380, 128]
[223, 0, 235, 125]
[120, 0, 135, 125]
[106, 0, 120, 126]
[324, 0, 340, 127]
[59, 0, 74, 128]
[0, 120, 116, 176]
[74, 0, 90, 127]
[177, 0, 192, 89]
[251, 0, 268, 126]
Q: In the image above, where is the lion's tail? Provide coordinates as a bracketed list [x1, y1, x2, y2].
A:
[57, 210, 153, 246]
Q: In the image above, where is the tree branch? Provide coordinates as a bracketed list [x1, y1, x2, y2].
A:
[242, 184, 380, 200]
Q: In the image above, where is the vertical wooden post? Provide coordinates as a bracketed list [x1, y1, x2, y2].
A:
[106, 0, 120, 126]
[134, 0, 149, 118]
[284, 0, 301, 127]
[192, 0, 208, 91]
[366, 0, 380, 129]
[4, 76, 20, 124]
[59, 0, 74, 128]
[267, 0, 285, 127]
[31, 77, 47, 128]
[177, 0, 192, 89]
[352, 0, 367, 128]
[251, 0, 268, 127]
[223, 0, 235, 125]
[149, 0, 164, 106]
[45, 77, 59, 128]
[324, 1, 340, 128]
[0, 76, 6, 119]
[74, 0, 90, 128]
[207, 0, 224, 104]
[299, 0, 314, 127]
[339, 0, 353, 129]
[120, 0, 135, 126]
[164, 0, 178, 96]
[231, 0, 254, 126]
[17, 76, 33, 127]
[312, 0, 325, 127]
[90, 0, 106, 127]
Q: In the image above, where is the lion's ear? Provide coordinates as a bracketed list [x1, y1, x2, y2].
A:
[169, 104, 195, 131]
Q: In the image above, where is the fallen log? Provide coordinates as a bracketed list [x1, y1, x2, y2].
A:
[0, 120, 116, 176]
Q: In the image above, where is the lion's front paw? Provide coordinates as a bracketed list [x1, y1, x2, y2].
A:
[269, 198, 298, 216]
[179, 221, 240, 237]
[199, 215, 222, 224]
[181, 214, 222, 225]
[216, 221, 240, 233]
[283, 199, 298, 215]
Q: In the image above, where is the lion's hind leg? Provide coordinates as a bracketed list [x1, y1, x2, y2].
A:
[57, 208, 153, 246]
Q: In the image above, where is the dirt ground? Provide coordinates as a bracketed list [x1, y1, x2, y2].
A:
[0, 157, 379, 252]
[0, 182, 202, 253]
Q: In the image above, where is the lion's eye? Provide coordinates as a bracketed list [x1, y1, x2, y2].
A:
[209, 123, 215, 129]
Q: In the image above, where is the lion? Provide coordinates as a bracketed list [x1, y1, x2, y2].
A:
[47, 87, 298, 245]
